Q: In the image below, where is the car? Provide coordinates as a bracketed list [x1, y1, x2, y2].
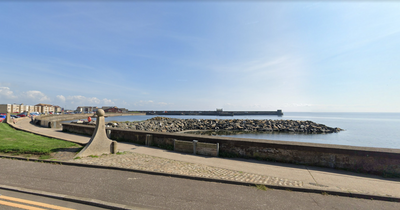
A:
[0, 114, 6, 122]
[17, 113, 27, 117]
[30, 112, 40, 116]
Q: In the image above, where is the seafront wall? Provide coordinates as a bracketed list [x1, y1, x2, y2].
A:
[136, 109, 283, 116]
[62, 123, 400, 177]
[35, 114, 93, 128]
[34, 113, 145, 128]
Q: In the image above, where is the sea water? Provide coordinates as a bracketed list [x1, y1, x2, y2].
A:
[104, 112, 400, 149]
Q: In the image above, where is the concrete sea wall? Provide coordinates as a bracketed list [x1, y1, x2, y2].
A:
[34, 114, 94, 128]
[34, 113, 145, 128]
[62, 123, 400, 177]
[136, 109, 283, 116]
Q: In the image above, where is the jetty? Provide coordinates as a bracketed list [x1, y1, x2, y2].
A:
[133, 109, 283, 116]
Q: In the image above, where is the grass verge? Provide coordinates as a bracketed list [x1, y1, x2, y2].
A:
[0, 123, 81, 156]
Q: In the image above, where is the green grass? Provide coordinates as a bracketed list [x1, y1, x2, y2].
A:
[88, 155, 99, 158]
[39, 155, 51, 159]
[0, 123, 81, 155]
[255, 184, 269, 191]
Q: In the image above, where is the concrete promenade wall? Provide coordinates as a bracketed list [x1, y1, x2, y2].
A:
[35, 114, 93, 128]
[62, 123, 400, 177]
[35, 113, 145, 128]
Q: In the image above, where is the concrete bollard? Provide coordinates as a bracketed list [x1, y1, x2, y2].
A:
[145, 134, 153, 146]
[112, 141, 118, 154]
[6, 111, 11, 124]
[107, 129, 112, 138]
[193, 140, 198, 155]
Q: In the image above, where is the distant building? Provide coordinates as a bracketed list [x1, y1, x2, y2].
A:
[11, 104, 20, 113]
[76, 106, 98, 113]
[35, 103, 56, 114]
[104, 107, 121, 113]
[54, 106, 62, 113]
[103, 106, 128, 113]
[24, 105, 37, 113]
[0, 104, 11, 113]
[1, 103, 55, 114]
[19, 104, 38, 113]
[120, 108, 128, 113]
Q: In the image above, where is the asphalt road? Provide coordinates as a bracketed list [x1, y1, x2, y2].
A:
[0, 188, 109, 210]
[0, 159, 399, 210]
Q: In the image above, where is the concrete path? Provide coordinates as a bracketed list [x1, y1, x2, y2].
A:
[8, 118, 400, 200]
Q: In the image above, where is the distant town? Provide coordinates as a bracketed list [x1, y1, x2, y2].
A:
[0, 103, 129, 115]
[0, 103, 284, 118]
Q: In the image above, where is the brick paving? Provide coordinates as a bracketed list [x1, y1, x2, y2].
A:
[69, 152, 303, 188]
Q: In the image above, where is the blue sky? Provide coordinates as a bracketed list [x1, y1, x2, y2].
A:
[0, 1, 399, 112]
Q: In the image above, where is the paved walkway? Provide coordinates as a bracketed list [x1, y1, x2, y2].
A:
[8, 118, 400, 200]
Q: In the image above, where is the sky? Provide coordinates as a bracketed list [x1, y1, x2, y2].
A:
[0, 1, 399, 112]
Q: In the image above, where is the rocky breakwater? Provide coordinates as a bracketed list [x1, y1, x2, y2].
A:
[108, 117, 342, 133]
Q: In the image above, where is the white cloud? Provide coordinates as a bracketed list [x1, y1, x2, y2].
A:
[66, 95, 101, 105]
[134, 100, 154, 106]
[56, 95, 66, 103]
[133, 100, 173, 108]
[0, 87, 17, 99]
[23, 90, 50, 102]
[60, 95, 115, 108]
[102, 98, 114, 105]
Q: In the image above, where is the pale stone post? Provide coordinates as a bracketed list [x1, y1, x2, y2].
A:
[75, 109, 116, 157]
[112, 141, 118, 154]
[145, 134, 153, 146]
[6, 111, 11, 124]
[193, 140, 198, 155]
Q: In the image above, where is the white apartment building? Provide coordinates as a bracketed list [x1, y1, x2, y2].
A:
[76, 106, 98, 113]
[11, 104, 20, 113]
[35, 104, 56, 114]
[0, 104, 11, 113]
[1, 103, 59, 114]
